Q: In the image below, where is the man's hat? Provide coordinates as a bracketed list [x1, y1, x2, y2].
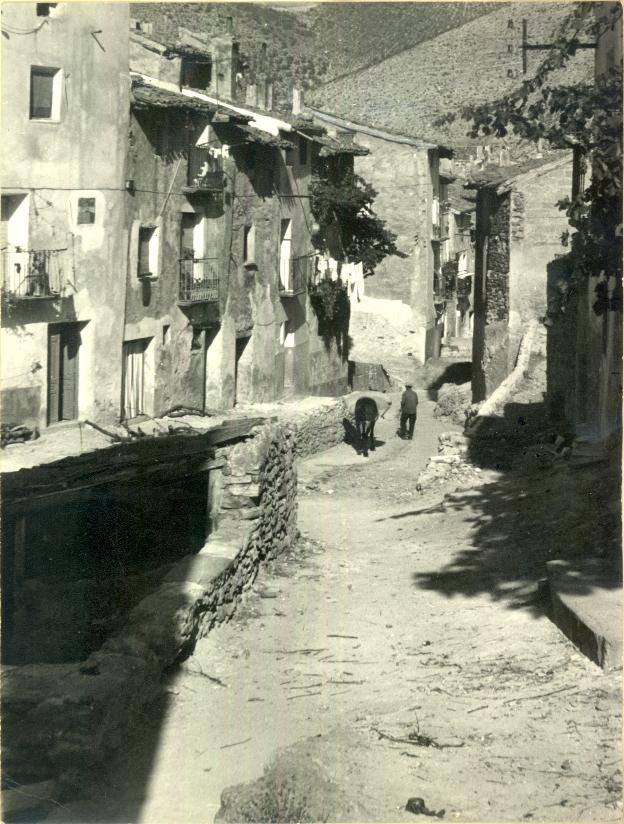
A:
[405, 382, 413, 387]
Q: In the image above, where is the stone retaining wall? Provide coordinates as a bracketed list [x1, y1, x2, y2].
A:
[1, 420, 299, 805]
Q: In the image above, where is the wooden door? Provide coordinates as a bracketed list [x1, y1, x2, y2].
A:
[48, 324, 79, 424]
[61, 326, 79, 421]
[48, 327, 61, 424]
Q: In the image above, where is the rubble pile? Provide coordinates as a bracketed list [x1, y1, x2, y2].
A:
[416, 431, 480, 492]
[1, 423, 40, 449]
[432, 381, 473, 425]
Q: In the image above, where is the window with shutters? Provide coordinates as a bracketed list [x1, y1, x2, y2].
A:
[283, 142, 295, 167]
[48, 323, 80, 424]
[77, 198, 96, 225]
[137, 225, 159, 278]
[30, 66, 61, 120]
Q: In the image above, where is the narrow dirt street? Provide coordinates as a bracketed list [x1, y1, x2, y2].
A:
[54, 397, 622, 824]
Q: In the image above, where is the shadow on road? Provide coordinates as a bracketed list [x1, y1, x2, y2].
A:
[410, 398, 622, 615]
[342, 417, 386, 456]
[425, 361, 472, 401]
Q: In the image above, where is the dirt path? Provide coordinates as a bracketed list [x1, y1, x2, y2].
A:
[54, 398, 622, 823]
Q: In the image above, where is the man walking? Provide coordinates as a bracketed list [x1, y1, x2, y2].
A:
[399, 382, 419, 440]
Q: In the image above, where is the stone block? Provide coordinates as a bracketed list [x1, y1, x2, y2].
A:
[164, 554, 232, 587]
[228, 483, 260, 497]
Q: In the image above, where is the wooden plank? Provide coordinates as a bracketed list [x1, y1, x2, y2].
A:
[5, 456, 204, 513]
[1, 418, 271, 502]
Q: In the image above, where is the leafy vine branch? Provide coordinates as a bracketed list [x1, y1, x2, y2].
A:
[309, 166, 405, 274]
[438, 3, 622, 311]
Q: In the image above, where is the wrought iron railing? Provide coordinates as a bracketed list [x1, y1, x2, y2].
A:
[187, 147, 225, 191]
[1, 248, 67, 299]
[178, 257, 220, 304]
[279, 254, 315, 295]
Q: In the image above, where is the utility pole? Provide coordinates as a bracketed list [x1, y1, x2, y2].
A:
[520, 18, 596, 74]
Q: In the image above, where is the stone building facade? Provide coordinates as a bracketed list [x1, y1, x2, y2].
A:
[1, 2, 131, 428]
[470, 155, 573, 402]
[572, 3, 622, 444]
[1, 8, 364, 438]
[126, 32, 359, 415]
[307, 106, 450, 364]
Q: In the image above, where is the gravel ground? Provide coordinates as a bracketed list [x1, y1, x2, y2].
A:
[50, 397, 622, 824]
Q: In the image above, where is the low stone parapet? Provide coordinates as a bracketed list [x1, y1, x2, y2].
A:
[1, 420, 299, 807]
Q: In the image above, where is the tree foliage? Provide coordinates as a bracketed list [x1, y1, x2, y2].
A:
[309, 165, 404, 274]
[443, 3, 622, 308]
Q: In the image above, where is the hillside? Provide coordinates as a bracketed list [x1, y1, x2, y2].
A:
[311, 2, 594, 154]
[308, 2, 501, 83]
[130, 2, 501, 111]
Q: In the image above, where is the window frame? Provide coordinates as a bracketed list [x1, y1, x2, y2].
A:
[243, 223, 255, 262]
[29, 66, 62, 121]
[137, 225, 160, 279]
[77, 197, 96, 225]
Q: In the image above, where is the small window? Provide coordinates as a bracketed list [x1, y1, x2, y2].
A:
[191, 327, 204, 351]
[299, 136, 308, 166]
[243, 224, 255, 262]
[36, 3, 57, 16]
[138, 226, 158, 278]
[284, 142, 295, 167]
[30, 66, 60, 120]
[77, 198, 96, 225]
[181, 58, 212, 90]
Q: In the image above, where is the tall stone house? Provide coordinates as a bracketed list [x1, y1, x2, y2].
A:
[307, 106, 454, 365]
[1, 2, 131, 429]
[467, 155, 572, 402]
[1, 5, 366, 434]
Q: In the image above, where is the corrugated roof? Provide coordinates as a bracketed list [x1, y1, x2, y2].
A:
[131, 80, 219, 113]
[314, 134, 370, 157]
[306, 106, 452, 155]
[465, 153, 571, 189]
[232, 124, 293, 149]
[447, 180, 476, 213]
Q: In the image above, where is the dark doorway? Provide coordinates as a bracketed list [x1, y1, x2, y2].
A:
[234, 335, 251, 405]
[48, 322, 81, 424]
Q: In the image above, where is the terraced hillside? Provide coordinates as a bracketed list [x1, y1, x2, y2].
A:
[130, 2, 500, 111]
[308, 2, 501, 83]
[311, 2, 594, 153]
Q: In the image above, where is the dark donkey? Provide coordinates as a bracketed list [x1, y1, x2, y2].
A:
[354, 396, 379, 457]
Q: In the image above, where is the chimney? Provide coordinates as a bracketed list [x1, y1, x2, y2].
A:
[292, 87, 304, 116]
[265, 80, 274, 111]
[225, 15, 233, 35]
[246, 83, 257, 107]
[211, 28, 240, 101]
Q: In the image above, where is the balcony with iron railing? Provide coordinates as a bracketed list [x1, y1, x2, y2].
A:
[183, 147, 225, 193]
[279, 254, 315, 297]
[178, 257, 220, 305]
[1, 248, 67, 300]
